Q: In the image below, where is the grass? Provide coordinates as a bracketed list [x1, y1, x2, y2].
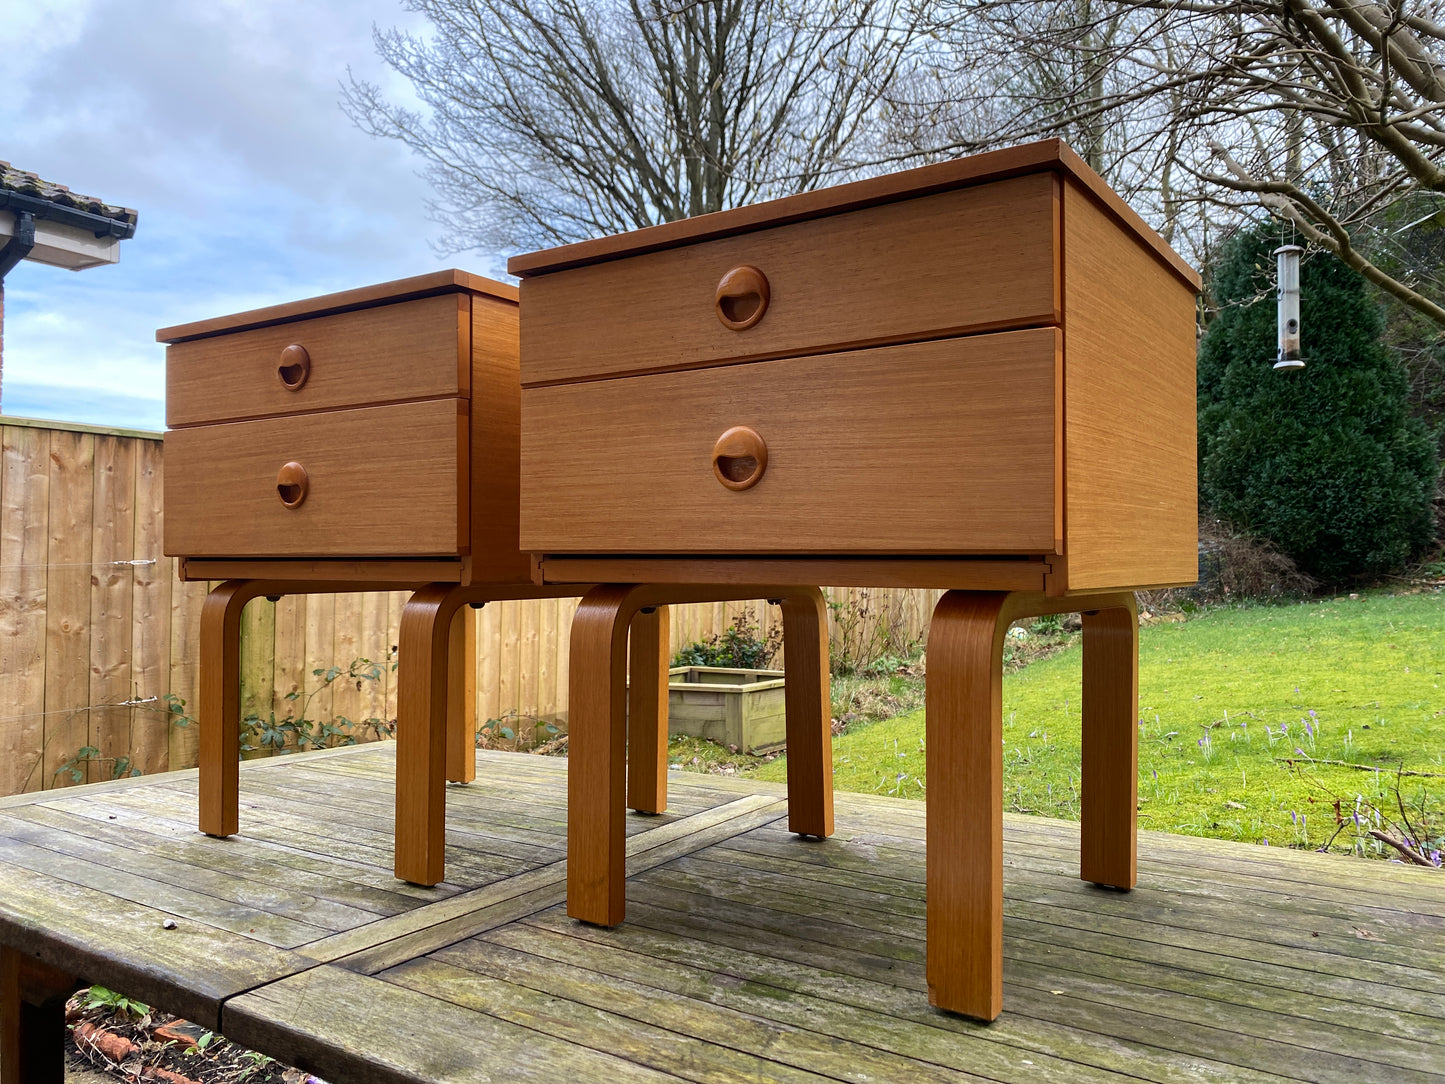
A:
[746, 589, 1443, 862]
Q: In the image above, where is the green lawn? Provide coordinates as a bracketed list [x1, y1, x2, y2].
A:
[755, 591, 1443, 862]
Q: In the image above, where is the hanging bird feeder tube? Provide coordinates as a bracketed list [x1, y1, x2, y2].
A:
[1273, 244, 1305, 371]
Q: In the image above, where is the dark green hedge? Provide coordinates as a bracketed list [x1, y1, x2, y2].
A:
[1197, 226, 1437, 584]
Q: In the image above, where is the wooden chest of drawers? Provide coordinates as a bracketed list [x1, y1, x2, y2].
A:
[514, 139, 1200, 595]
[160, 270, 528, 584]
[158, 271, 555, 889]
[510, 140, 1202, 1023]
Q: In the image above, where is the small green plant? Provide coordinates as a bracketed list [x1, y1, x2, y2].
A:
[673, 609, 782, 670]
[236, 1049, 275, 1079]
[52, 747, 140, 784]
[1030, 613, 1063, 635]
[183, 1030, 221, 1056]
[241, 657, 396, 754]
[44, 692, 194, 787]
[80, 985, 150, 1021]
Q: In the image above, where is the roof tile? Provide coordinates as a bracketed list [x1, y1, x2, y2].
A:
[0, 161, 138, 226]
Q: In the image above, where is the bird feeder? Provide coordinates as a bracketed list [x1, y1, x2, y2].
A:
[1273, 244, 1305, 371]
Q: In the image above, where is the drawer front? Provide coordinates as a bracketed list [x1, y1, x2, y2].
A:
[167, 293, 469, 427]
[164, 400, 468, 557]
[521, 329, 1059, 554]
[521, 173, 1059, 386]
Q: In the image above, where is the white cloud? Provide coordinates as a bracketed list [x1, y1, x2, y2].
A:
[1, 0, 507, 427]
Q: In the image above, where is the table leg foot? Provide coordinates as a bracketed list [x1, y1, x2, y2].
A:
[568, 586, 635, 927]
[925, 590, 1006, 1022]
[395, 584, 464, 887]
[626, 606, 670, 815]
[780, 588, 833, 838]
[1081, 596, 1139, 889]
[198, 580, 265, 838]
[1, 948, 78, 1084]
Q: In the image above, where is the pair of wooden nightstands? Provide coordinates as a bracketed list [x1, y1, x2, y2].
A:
[163, 138, 1198, 1022]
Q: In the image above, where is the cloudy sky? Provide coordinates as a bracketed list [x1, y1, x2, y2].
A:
[1, 0, 496, 431]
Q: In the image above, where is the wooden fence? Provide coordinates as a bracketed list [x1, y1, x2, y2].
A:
[0, 418, 940, 796]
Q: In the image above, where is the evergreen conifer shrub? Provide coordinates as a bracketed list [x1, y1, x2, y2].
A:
[1197, 226, 1437, 584]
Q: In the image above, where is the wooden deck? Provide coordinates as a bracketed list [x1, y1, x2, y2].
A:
[0, 743, 1441, 1084]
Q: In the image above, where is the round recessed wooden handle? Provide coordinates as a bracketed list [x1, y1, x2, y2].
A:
[276, 461, 309, 509]
[277, 344, 311, 390]
[712, 426, 768, 491]
[714, 265, 770, 331]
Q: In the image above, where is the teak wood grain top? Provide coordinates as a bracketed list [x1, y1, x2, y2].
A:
[156, 269, 517, 343]
[508, 139, 1199, 291]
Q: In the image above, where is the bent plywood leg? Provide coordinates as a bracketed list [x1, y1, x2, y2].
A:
[1, 948, 78, 1084]
[780, 588, 833, 838]
[395, 584, 465, 886]
[446, 604, 477, 785]
[925, 590, 1008, 1021]
[569, 585, 636, 926]
[1081, 596, 1139, 889]
[626, 606, 670, 815]
[199, 580, 264, 838]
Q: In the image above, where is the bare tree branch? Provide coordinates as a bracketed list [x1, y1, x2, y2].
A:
[343, 0, 921, 253]
[895, 0, 1445, 327]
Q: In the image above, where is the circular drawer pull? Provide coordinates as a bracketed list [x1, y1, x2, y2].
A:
[278, 344, 311, 390]
[715, 266, 770, 331]
[712, 426, 768, 491]
[276, 461, 309, 508]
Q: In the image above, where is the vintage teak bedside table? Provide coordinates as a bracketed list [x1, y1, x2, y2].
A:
[159, 271, 704, 887]
[510, 140, 1201, 1020]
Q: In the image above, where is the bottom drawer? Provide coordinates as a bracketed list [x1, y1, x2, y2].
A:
[521, 328, 1059, 554]
[165, 399, 468, 557]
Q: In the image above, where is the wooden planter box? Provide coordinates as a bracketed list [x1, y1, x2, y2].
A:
[665, 666, 787, 754]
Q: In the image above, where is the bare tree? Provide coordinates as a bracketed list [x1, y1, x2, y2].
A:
[901, 1, 1445, 327]
[344, 0, 922, 252]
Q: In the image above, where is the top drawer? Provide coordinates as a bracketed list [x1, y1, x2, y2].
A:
[166, 292, 470, 427]
[519, 172, 1059, 386]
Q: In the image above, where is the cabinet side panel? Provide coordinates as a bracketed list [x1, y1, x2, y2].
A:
[1062, 181, 1197, 591]
[468, 294, 530, 582]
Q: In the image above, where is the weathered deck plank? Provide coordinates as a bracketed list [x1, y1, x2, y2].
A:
[671, 846, 1445, 977]
[225, 964, 691, 1084]
[0, 742, 1438, 1084]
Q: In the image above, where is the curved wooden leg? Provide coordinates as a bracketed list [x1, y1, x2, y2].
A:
[925, 590, 1008, 1021]
[199, 580, 268, 838]
[780, 588, 833, 838]
[1081, 596, 1139, 889]
[568, 585, 637, 926]
[446, 604, 477, 785]
[626, 606, 670, 815]
[395, 584, 466, 886]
